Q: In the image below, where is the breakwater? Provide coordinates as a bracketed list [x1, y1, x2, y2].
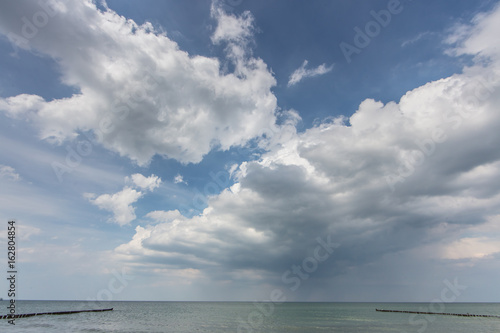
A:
[1, 307, 113, 319]
[375, 308, 500, 318]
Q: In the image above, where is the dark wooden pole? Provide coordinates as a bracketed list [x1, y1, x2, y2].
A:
[376, 308, 500, 318]
[1, 308, 113, 319]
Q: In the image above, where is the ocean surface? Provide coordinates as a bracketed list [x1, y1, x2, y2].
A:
[1, 301, 500, 332]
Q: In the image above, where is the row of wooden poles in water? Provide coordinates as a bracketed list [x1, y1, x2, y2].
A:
[0, 308, 113, 320]
[3, 307, 499, 320]
[376, 308, 500, 318]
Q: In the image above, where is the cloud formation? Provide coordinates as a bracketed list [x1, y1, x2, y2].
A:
[2, 0, 500, 301]
[446, 3, 500, 61]
[0, 165, 21, 181]
[287, 60, 333, 87]
[173, 174, 187, 185]
[0, 0, 278, 165]
[86, 174, 161, 226]
[115, 4, 500, 295]
[128, 173, 161, 191]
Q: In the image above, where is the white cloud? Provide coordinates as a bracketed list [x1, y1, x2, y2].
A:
[0, 164, 21, 181]
[441, 237, 500, 260]
[287, 60, 333, 87]
[128, 173, 161, 191]
[0, 94, 45, 118]
[86, 173, 162, 226]
[146, 210, 185, 223]
[446, 2, 500, 61]
[85, 187, 143, 226]
[210, 3, 254, 45]
[115, 4, 500, 292]
[0, 0, 278, 165]
[173, 174, 187, 185]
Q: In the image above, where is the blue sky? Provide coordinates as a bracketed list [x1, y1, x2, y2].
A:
[1, 0, 500, 303]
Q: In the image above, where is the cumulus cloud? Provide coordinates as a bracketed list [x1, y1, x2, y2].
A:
[446, 2, 500, 61]
[287, 60, 333, 87]
[86, 174, 161, 226]
[128, 173, 161, 191]
[210, 2, 254, 45]
[0, 165, 21, 181]
[173, 174, 187, 185]
[115, 5, 500, 295]
[85, 188, 143, 226]
[0, 0, 278, 165]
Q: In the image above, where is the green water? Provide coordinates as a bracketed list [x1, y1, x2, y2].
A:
[1, 301, 499, 332]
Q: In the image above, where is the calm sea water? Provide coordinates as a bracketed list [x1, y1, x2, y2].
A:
[1, 301, 500, 332]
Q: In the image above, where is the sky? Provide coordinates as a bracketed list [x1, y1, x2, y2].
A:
[0, 0, 500, 302]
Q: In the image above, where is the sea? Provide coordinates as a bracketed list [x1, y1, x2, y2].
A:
[1, 301, 500, 332]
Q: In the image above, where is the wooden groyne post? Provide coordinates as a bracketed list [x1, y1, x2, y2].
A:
[376, 308, 500, 318]
[1, 308, 113, 319]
